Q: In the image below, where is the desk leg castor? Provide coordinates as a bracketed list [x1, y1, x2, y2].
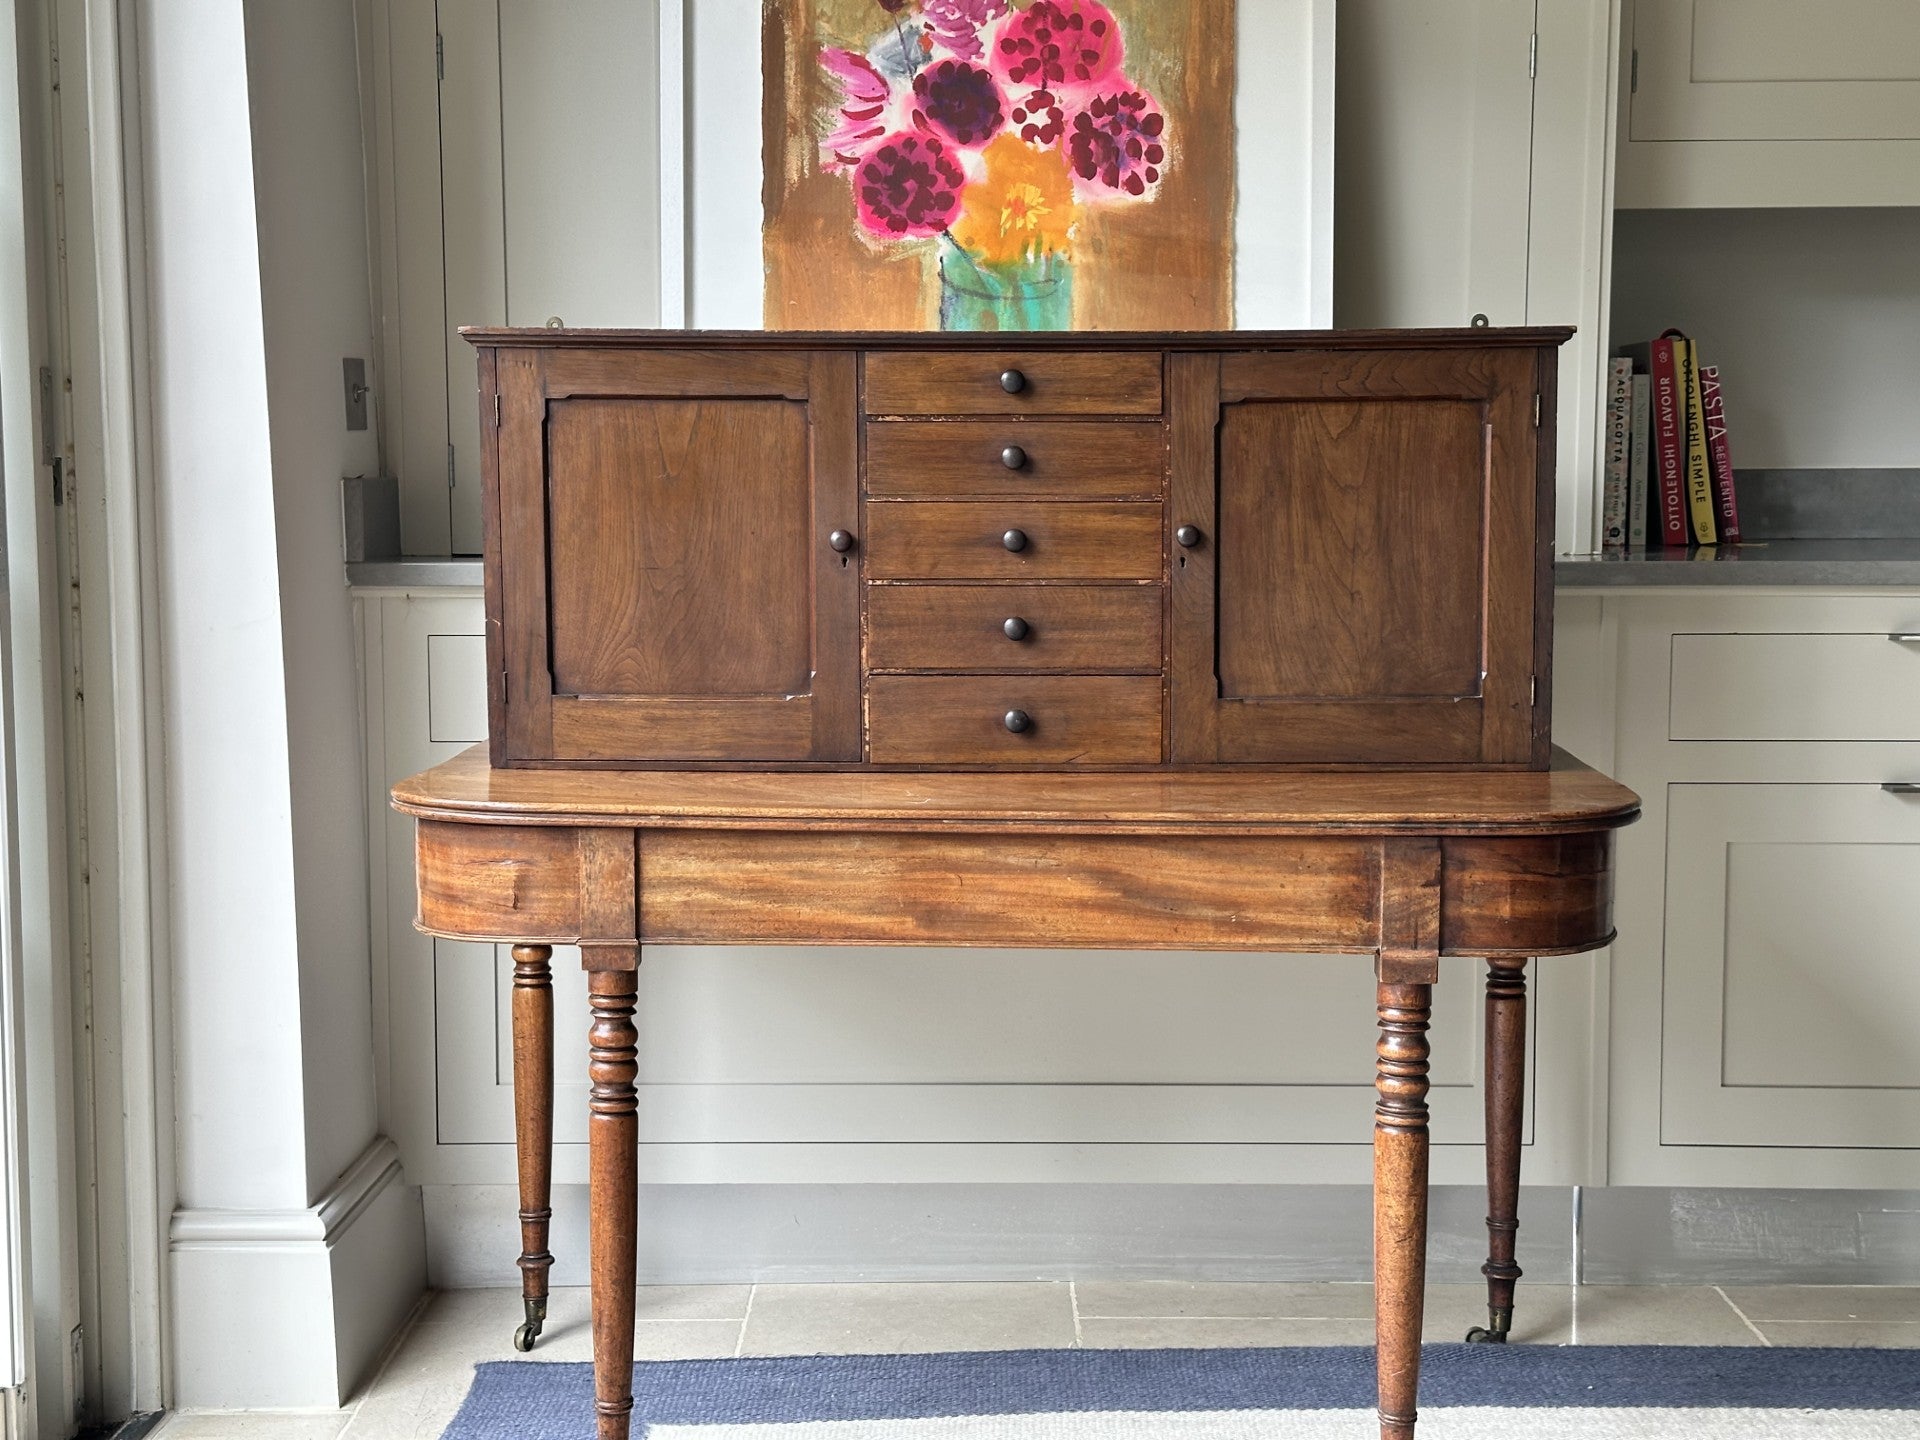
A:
[514, 1296, 548, 1352]
[1464, 1308, 1511, 1344]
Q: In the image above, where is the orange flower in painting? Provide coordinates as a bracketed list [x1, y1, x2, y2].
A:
[951, 134, 1076, 266]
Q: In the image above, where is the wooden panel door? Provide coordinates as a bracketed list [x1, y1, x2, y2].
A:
[1169, 348, 1547, 766]
[489, 347, 860, 763]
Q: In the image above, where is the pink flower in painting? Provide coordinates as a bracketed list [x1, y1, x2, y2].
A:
[820, 47, 892, 171]
[912, 58, 1006, 148]
[921, 0, 1008, 63]
[991, 1, 1125, 92]
[1067, 88, 1166, 197]
[854, 132, 966, 237]
[1007, 88, 1067, 146]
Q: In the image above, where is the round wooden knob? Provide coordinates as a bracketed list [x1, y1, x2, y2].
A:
[1003, 616, 1031, 641]
[999, 369, 1027, 394]
[1001, 444, 1028, 470]
[1175, 525, 1202, 548]
[1004, 709, 1032, 734]
[828, 529, 856, 553]
[1002, 528, 1028, 552]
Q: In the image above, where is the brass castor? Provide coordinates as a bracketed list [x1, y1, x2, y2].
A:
[1464, 1307, 1512, 1344]
[513, 1296, 548, 1352]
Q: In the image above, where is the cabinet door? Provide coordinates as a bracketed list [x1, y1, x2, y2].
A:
[493, 348, 860, 762]
[1630, 0, 1920, 143]
[1168, 349, 1544, 766]
[1661, 783, 1920, 1155]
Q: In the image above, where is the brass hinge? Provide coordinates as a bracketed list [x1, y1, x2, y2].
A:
[1530, 676, 1537, 706]
[1532, 393, 1542, 427]
[494, 392, 501, 427]
[1529, 32, 1537, 79]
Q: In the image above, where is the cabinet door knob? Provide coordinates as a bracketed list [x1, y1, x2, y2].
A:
[1001, 444, 1028, 471]
[1175, 525, 1202, 548]
[999, 368, 1027, 394]
[1002, 528, 1028, 552]
[828, 529, 856, 553]
[1003, 616, 1031, 641]
[1004, 709, 1033, 734]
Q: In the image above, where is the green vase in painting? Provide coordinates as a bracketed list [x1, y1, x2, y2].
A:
[937, 235, 1073, 332]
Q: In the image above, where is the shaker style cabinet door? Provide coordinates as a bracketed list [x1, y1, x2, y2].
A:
[487, 348, 861, 763]
[1167, 348, 1547, 766]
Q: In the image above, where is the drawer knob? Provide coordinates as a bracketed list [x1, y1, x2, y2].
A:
[1175, 524, 1203, 548]
[1001, 444, 1028, 471]
[1004, 709, 1033, 734]
[828, 529, 856, 553]
[1002, 528, 1028, 553]
[1003, 616, 1031, 641]
[999, 368, 1027, 394]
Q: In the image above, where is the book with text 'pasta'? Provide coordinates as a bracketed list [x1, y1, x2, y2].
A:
[1617, 331, 1690, 547]
[1698, 364, 1743, 544]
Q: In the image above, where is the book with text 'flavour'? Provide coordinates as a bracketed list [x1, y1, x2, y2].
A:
[1617, 332, 1689, 547]
[1698, 364, 1743, 544]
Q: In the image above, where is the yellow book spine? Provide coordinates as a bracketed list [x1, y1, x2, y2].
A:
[1677, 337, 1717, 545]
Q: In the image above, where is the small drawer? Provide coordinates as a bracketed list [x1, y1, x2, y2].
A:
[865, 351, 1162, 416]
[1670, 632, 1920, 741]
[866, 421, 1165, 500]
[868, 583, 1163, 672]
[868, 675, 1163, 764]
[865, 502, 1163, 580]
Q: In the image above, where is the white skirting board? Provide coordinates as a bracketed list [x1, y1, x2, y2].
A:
[169, 1138, 425, 1409]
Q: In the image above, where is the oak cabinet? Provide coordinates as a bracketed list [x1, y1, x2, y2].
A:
[476, 330, 1563, 771]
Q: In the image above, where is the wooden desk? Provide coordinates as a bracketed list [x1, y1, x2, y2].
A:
[396, 745, 1637, 1440]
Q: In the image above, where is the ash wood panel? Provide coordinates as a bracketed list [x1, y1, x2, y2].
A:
[867, 584, 1163, 673]
[395, 744, 1642, 836]
[1215, 699, 1486, 767]
[546, 396, 813, 698]
[550, 696, 813, 763]
[807, 353, 863, 759]
[865, 421, 1166, 500]
[866, 351, 1162, 416]
[542, 347, 812, 399]
[1439, 832, 1616, 957]
[868, 676, 1164, 766]
[414, 821, 583, 940]
[496, 351, 554, 759]
[1168, 352, 1222, 762]
[637, 830, 1382, 949]
[1217, 397, 1485, 700]
[865, 502, 1163, 580]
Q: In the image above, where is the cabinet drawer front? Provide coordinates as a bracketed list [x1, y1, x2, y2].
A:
[868, 584, 1163, 672]
[869, 675, 1164, 764]
[866, 421, 1166, 499]
[1670, 632, 1920, 740]
[866, 502, 1163, 580]
[866, 352, 1163, 416]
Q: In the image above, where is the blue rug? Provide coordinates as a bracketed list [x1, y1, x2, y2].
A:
[441, 1345, 1920, 1438]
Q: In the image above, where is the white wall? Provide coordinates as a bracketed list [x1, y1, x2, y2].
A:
[1610, 208, 1920, 469]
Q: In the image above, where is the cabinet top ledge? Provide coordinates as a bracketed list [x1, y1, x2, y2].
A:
[459, 325, 1575, 351]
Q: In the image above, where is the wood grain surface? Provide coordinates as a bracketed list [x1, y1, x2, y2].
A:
[866, 501, 1163, 580]
[866, 351, 1164, 415]
[867, 675, 1164, 765]
[865, 420, 1167, 500]
[866, 583, 1163, 673]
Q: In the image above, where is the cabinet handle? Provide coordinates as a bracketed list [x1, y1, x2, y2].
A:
[999, 368, 1027, 394]
[1891, 634, 1920, 644]
[1175, 525, 1202, 548]
[1002, 528, 1028, 552]
[828, 529, 856, 553]
[1884, 782, 1920, 795]
[1004, 709, 1033, 734]
[1003, 616, 1031, 641]
[1001, 444, 1028, 471]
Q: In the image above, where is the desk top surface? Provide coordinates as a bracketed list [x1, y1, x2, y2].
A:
[394, 747, 1639, 836]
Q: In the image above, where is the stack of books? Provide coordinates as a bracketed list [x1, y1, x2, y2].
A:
[1604, 330, 1743, 550]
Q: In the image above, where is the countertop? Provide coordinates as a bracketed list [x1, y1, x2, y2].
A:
[350, 541, 1920, 592]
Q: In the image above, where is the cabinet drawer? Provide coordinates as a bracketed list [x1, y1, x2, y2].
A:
[865, 502, 1163, 580]
[866, 421, 1165, 500]
[868, 584, 1163, 673]
[1669, 632, 1920, 740]
[866, 351, 1162, 416]
[868, 675, 1163, 764]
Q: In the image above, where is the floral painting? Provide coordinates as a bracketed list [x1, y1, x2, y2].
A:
[764, 0, 1236, 330]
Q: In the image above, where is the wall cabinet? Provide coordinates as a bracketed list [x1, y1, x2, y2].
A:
[1618, 0, 1920, 206]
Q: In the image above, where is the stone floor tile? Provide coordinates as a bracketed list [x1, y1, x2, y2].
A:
[740, 1281, 1076, 1357]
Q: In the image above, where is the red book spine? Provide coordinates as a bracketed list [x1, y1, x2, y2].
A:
[1648, 338, 1689, 547]
[1699, 364, 1743, 544]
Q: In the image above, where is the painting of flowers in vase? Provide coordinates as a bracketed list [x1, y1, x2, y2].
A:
[764, 0, 1236, 331]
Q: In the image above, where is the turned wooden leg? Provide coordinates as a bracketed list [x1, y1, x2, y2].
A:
[510, 944, 555, 1352]
[1374, 981, 1433, 1440]
[588, 963, 639, 1440]
[1467, 958, 1528, 1344]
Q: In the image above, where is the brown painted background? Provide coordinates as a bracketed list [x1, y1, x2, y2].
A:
[762, 0, 1236, 330]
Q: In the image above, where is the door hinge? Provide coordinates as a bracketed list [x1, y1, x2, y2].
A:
[436, 31, 444, 82]
[447, 443, 457, 488]
[1630, 48, 1639, 94]
[493, 392, 501, 427]
[1530, 676, 1538, 706]
[1529, 32, 1537, 79]
[1532, 392, 1542, 427]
